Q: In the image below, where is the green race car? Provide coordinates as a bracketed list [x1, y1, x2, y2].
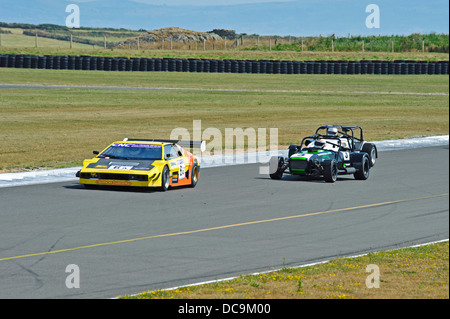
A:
[269, 125, 378, 183]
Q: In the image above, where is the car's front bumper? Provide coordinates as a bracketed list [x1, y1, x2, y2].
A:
[77, 170, 161, 187]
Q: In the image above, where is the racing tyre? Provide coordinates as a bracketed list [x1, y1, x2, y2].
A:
[323, 159, 338, 183]
[354, 155, 370, 180]
[362, 143, 377, 167]
[160, 166, 170, 191]
[269, 156, 284, 180]
[190, 162, 200, 188]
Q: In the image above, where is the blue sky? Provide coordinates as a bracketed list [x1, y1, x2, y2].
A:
[1, 0, 448, 36]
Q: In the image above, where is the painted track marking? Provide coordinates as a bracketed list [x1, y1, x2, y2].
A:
[0, 192, 448, 262]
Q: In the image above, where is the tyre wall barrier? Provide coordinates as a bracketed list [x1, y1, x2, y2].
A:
[0, 54, 448, 75]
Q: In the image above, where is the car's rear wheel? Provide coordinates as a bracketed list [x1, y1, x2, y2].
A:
[354, 155, 370, 180]
[160, 166, 170, 191]
[362, 143, 377, 167]
[323, 159, 338, 183]
[190, 162, 199, 187]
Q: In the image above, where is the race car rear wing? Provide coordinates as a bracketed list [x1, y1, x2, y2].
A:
[124, 138, 206, 152]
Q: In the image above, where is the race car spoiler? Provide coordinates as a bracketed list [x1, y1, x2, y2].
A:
[124, 138, 206, 152]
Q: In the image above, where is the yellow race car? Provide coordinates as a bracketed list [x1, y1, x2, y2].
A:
[76, 139, 205, 191]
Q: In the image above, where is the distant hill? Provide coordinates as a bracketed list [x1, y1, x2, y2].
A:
[117, 27, 223, 48]
[1, 22, 448, 53]
[0, 23, 237, 49]
[0, 22, 142, 48]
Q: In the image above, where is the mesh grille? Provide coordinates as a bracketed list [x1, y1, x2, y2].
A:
[290, 159, 308, 170]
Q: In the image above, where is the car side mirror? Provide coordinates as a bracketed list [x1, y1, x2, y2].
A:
[93, 150, 99, 155]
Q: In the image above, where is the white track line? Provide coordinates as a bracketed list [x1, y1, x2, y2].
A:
[0, 83, 448, 96]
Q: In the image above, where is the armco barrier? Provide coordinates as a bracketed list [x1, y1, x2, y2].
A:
[0, 54, 448, 75]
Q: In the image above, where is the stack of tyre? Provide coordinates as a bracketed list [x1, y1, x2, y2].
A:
[0, 54, 448, 75]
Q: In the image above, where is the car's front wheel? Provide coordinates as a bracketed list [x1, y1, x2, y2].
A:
[323, 159, 338, 183]
[354, 155, 370, 180]
[269, 156, 284, 180]
[160, 166, 170, 191]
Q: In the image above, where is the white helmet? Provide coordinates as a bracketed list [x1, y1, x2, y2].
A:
[327, 127, 338, 136]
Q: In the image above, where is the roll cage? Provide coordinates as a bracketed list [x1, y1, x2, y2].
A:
[307, 125, 364, 152]
[300, 135, 342, 152]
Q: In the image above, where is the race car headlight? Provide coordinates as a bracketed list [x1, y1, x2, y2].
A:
[79, 173, 91, 179]
[129, 175, 148, 181]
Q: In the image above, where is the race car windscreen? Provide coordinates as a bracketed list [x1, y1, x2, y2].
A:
[99, 143, 163, 160]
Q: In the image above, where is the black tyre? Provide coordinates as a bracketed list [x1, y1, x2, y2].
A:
[190, 162, 200, 188]
[354, 155, 370, 180]
[160, 166, 170, 191]
[362, 143, 377, 167]
[269, 156, 284, 180]
[323, 159, 338, 183]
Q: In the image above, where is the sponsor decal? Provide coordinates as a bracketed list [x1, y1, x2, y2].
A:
[95, 180, 133, 186]
[111, 143, 162, 149]
[169, 161, 178, 169]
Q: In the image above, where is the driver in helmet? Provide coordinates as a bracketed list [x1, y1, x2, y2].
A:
[327, 127, 339, 136]
[327, 126, 351, 149]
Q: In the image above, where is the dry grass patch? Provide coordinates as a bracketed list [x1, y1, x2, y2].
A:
[0, 69, 448, 172]
[1, 47, 449, 62]
[123, 242, 449, 299]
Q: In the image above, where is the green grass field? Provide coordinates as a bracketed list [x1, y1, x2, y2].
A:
[0, 27, 94, 49]
[0, 68, 448, 172]
[1, 46, 449, 63]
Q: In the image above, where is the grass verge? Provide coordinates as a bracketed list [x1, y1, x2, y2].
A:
[121, 241, 449, 299]
[0, 69, 448, 173]
[1, 47, 449, 62]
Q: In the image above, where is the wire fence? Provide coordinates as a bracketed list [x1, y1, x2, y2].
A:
[0, 31, 448, 53]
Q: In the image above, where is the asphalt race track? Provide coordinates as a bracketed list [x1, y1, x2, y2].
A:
[0, 146, 448, 298]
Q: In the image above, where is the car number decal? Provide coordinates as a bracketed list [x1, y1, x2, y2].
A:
[108, 165, 133, 170]
[342, 152, 350, 161]
[177, 159, 185, 180]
